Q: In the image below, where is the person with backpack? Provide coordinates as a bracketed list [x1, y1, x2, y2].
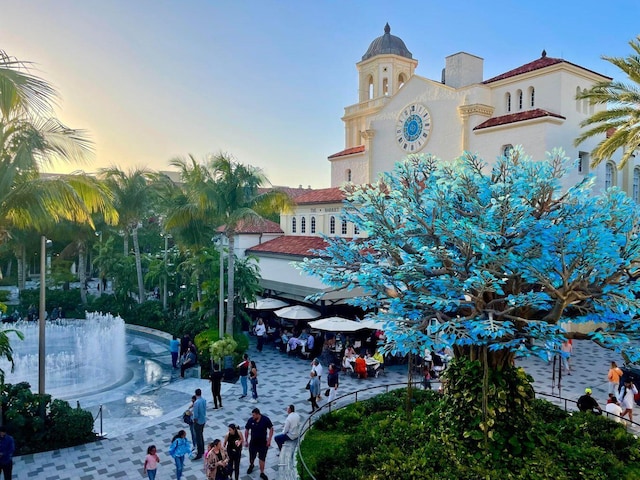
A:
[169, 430, 191, 480]
[618, 380, 639, 422]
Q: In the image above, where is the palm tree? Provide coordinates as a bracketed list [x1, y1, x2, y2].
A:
[575, 36, 640, 168]
[100, 167, 156, 304]
[207, 154, 293, 335]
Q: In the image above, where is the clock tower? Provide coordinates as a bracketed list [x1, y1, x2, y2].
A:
[342, 23, 418, 150]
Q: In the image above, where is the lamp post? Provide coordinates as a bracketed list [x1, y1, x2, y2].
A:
[95, 231, 102, 295]
[38, 236, 52, 396]
[214, 235, 225, 339]
[161, 232, 171, 310]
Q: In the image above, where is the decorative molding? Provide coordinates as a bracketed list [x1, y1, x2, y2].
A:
[458, 104, 494, 118]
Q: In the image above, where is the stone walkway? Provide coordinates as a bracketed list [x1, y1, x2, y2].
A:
[13, 337, 629, 480]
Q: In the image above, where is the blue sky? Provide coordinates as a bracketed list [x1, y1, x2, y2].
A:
[2, 1, 638, 188]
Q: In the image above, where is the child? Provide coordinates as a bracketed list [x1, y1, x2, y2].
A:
[169, 430, 192, 480]
[143, 445, 160, 480]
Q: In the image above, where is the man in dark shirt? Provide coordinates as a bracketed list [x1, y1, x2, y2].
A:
[577, 387, 602, 414]
[209, 363, 224, 409]
[0, 426, 15, 479]
[244, 408, 274, 480]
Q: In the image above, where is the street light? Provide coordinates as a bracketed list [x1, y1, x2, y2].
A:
[38, 236, 52, 396]
[161, 232, 172, 310]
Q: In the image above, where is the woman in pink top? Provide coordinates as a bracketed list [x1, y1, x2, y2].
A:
[143, 445, 160, 480]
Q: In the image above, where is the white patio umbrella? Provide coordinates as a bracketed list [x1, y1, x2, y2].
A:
[274, 305, 321, 320]
[308, 316, 368, 332]
[359, 318, 387, 330]
[246, 297, 290, 310]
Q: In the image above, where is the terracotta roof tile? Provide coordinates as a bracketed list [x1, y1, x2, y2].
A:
[473, 108, 565, 130]
[246, 236, 329, 257]
[295, 187, 345, 205]
[328, 145, 365, 159]
[216, 217, 283, 234]
[258, 186, 313, 198]
[483, 54, 611, 84]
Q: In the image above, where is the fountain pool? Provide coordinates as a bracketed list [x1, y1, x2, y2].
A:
[0, 312, 127, 400]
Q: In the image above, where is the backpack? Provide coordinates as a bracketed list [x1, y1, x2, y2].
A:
[183, 410, 193, 425]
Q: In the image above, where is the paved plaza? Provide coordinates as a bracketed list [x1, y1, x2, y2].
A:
[13, 336, 630, 480]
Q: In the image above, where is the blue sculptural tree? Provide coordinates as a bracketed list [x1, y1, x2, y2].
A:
[302, 147, 640, 370]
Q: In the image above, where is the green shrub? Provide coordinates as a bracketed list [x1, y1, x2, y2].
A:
[1, 382, 96, 454]
[20, 289, 84, 318]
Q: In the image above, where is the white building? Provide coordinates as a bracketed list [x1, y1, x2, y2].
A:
[245, 24, 637, 306]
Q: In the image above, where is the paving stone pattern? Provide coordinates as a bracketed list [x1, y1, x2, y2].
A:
[13, 337, 629, 479]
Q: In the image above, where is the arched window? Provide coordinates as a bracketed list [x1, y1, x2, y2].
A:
[505, 92, 511, 112]
[382, 78, 389, 96]
[528, 87, 535, 107]
[346, 169, 352, 182]
[502, 144, 514, 158]
[341, 220, 348, 235]
[310, 216, 316, 234]
[291, 217, 297, 233]
[605, 162, 616, 189]
[330, 216, 336, 235]
[301, 217, 306, 234]
[634, 168, 640, 202]
[398, 73, 406, 90]
[517, 89, 523, 110]
[367, 75, 374, 100]
[578, 151, 589, 174]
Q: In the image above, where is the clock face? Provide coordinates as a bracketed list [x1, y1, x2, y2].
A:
[396, 103, 431, 152]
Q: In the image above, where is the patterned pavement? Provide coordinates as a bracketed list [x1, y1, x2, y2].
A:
[13, 336, 628, 480]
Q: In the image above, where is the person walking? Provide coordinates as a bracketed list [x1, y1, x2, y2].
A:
[205, 439, 230, 480]
[170, 335, 180, 369]
[274, 404, 301, 452]
[169, 430, 192, 480]
[327, 364, 339, 403]
[238, 354, 250, 399]
[249, 361, 259, 403]
[192, 388, 207, 459]
[607, 361, 623, 395]
[311, 359, 323, 401]
[143, 445, 160, 480]
[618, 379, 638, 422]
[210, 363, 224, 409]
[0, 427, 15, 480]
[309, 371, 320, 413]
[223, 423, 244, 480]
[254, 318, 266, 352]
[244, 408, 274, 480]
[561, 339, 573, 375]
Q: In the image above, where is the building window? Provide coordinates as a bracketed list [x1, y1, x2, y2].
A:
[367, 75, 374, 100]
[330, 216, 336, 235]
[634, 168, 640, 203]
[354, 224, 360, 235]
[502, 144, 514, 158]
[346, 169, 352, 182]
[291, 217, 297, 233]
[505, 92, 511, 112]
[576, 87, 581, 112]
[398, 73, 406, 90]
[517, 89, 523, 110]
[578, 151, 589, 174]
[310, 216, 316, 234]
[301, 217, 306, 234]
[341, 220, 348, 235]
[605, 162, 616, 189]
[529, 87, 535, 107]
[382, 78, 389, 96]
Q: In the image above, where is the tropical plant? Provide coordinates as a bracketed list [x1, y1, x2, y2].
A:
[0, 327, 24, 385]
[575, 36, 640, 168]
[301, 147, 640, 446]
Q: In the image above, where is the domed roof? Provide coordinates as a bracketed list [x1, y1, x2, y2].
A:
[362, 23, 413, 61]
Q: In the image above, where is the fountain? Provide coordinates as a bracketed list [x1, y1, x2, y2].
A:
[0, 312, 127, 400]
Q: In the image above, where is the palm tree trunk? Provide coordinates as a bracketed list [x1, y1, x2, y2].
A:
[123, 234, 129, 256]
[226, 233, 235, 336]
[16, 245, 26, 291]
[132, 227, 145, 304]
[78, 241, 87, 305]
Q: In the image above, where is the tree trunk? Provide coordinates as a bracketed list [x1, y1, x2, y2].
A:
[78, 241, 88, 305]
[123, 234, 129, 256]
[16, 245, 26, 291]
[226, 234, 235, 336]
[5, 258, 12, 278]
[132, 227, 145, 304]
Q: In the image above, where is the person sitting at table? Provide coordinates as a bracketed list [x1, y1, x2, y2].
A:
[345, 345, 356, 359]
[306, 334, 315, 353]
[342, 355, 354, 374]
[287, 335, 301, 355]
[354, 353, 367, 379]
[299, 329, 310, 341]
[373, 349, 385, 375]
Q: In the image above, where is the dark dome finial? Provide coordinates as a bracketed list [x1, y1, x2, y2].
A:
[384, 23, 390, 34]
[541, 49, 547, 58]
[362, 23, 412, 61]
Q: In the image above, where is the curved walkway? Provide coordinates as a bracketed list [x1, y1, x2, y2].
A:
[14, 337, 621, 480]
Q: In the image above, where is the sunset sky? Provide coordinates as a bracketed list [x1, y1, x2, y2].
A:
[2, 1, 638, 188]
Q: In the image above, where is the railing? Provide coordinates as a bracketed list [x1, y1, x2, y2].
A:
[78, 401, 104, 438]
[285, 383, 638, 480]
[282, 380, 432, 480]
